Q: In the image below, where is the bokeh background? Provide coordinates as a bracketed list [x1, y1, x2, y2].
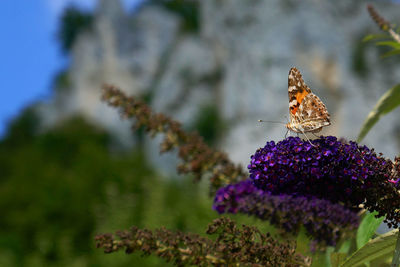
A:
[1, 0, 400, 266]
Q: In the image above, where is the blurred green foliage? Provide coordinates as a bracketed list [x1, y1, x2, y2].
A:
[150, 0, 199, 32]
[58, 5, 93, 53]
[0, 108, 292, 266]
[52, 70, 71, 94]
[0, 110, 222, 266]
[191, 104, 223, 146]
[351, 36, 370, 78]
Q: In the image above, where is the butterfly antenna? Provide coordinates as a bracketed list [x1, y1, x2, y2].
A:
[258, 119, 286, 125]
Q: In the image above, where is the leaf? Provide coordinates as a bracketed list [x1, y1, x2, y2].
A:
[331, 252, 348, 267]
[357, 84, 400, 142]
[381, 48, 400, 58]
[340, 229, 398, 267]
[362, 34, 389, 42]
[375, 41, 400, 49]
[339, 239, 352, 254]
[370, 252, 393, 266]
[356, 211, 385, 249]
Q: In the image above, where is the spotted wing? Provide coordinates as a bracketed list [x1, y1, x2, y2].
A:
[296, 93, 331, 132]
[288, 67, 311, 124]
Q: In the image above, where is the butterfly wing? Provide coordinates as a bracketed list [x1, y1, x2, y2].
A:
[297, 93, 331, 132]
[288, 67, 311, 124]
[287, 67, 330, 132]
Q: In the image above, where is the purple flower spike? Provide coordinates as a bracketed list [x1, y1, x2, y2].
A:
[248, 136, 393, 207]
[213, 180, 359, 246]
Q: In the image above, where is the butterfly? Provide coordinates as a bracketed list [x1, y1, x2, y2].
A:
[285, 67, 330, 135]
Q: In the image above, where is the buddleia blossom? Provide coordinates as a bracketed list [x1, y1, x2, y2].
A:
[213, 180, 359, 246]
[247, 136, 400, 227]
[95, 217, 310, 267]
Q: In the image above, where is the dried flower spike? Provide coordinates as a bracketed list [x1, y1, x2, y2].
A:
[101, 84, 247, 192]
[95, 217, 311, 266]
[367, 4, 400, 43]
[367, 4, 390, 31]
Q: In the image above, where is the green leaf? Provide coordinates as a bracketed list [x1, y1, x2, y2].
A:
[381, 48, 400, 58]
[331, 252, 348, 267]
[370, 252, 393, 266]
[362, 34, 389, 42]
[340, 229, 398, 267]
[339, 239, 352, 254]
[357, 84, 400, 142]
[375, 41, 400, 49]
[356, 211, 385, 249]
[362, 34, 376, 42]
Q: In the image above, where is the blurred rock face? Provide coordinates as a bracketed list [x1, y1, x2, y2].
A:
[39, 0, 400, 168]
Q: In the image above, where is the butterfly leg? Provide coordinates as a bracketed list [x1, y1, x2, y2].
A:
[284, 129, 289, 139]
[300, 131, 316, 147]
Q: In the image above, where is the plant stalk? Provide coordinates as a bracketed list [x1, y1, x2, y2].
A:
[391, 230, 400, 267]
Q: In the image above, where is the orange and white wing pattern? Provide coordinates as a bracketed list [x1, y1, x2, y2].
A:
[286, 67, 330, 133]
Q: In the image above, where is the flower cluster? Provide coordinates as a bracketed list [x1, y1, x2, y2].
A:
[95, 217, 310, 267]
[213, 180, 359, 246]
[248, 136, 393, 207]
[214, 136, 400, 244]
[242, 136, 400, 227]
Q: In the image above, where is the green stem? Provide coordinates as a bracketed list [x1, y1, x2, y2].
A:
[391, 230, 400, 267]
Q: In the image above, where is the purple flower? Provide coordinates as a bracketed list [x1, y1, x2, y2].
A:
[213, 180, 359, 246]
[248, 136, 393, 208]
[213, 136, 400, 245]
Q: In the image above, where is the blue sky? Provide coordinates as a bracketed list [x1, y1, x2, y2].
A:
[0, 0, 140, 137]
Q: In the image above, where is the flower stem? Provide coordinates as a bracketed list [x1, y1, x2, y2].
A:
[391, 230, 400, 267]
